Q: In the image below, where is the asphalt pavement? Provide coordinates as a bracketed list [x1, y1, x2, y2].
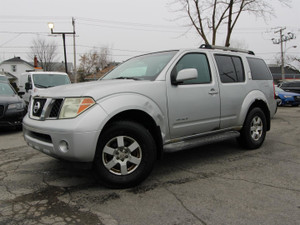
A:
[0, 107, 299, 225]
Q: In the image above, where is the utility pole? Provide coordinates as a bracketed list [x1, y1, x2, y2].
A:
[48, 20, 76, 75]
[272, 27, 296, 81]
[72, 17, 77, 83]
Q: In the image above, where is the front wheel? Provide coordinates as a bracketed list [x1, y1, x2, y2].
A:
[94, 121, 156, 188]
[239, 108, 267, 150]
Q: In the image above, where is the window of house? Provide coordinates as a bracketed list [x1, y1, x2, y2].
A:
[11, 65, 17, 72]
[171, 53, 211, 84]
[214, 55, 245, 83]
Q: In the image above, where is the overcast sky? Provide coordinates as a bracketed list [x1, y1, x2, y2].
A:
[0, 0, 299, 66]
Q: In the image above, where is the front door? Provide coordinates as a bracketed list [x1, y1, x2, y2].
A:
[166, 52, 221, 139]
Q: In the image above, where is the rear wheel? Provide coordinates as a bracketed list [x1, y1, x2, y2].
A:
[239, 108, 267, 150]
[94, 121, 156, 188]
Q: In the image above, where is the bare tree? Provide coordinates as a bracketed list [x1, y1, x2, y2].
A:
[99, 46, 111, 70]
[78, 47, 111, 77]
[173, 0, 290, 47]
[28, 37, 58, 71]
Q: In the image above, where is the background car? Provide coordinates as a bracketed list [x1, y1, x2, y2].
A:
[0, 81, 27, 129]
[275, 86, 300, 106]
[278, 80, 300, 94]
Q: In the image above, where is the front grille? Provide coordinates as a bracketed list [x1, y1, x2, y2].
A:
[294, 96, 300, 102]
[49, 99, 63, 118]
[32, 99, 46, 117]
[31, 98, 64, 120]
[0, 105, 4, 118]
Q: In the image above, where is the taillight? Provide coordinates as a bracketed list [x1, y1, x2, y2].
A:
[273, 83, 276, 99]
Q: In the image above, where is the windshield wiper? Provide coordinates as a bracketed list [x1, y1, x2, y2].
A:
[114, 77, 141, 80]
[35, 84, 49, 88]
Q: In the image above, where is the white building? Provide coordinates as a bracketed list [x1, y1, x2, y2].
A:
[0, 57, 35, 82]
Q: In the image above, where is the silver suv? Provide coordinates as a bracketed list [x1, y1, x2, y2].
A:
[23, 45, 277, 188]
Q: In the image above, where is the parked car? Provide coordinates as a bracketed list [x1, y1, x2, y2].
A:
[19, 72, 71, 104]
[23, 45, 277, 188]
[275, 86, 300, 106]
[0, 81, 27, 129]
[278, 80, 300, 94]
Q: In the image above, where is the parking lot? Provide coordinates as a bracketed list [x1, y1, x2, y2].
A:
[0, 107, 299, 225]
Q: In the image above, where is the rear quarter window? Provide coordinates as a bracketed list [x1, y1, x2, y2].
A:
[247, 57, 273, 80]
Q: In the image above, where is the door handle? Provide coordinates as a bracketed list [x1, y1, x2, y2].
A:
[209, 88, 219, 95]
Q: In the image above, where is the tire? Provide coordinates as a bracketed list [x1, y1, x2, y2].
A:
[94, 121, 156, 188]
[239, 107, 267, 150]
[277, 99, 282, 106]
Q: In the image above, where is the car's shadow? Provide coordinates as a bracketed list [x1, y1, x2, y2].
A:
[0, 126, 22, 135]
[39, 138, 245, 191]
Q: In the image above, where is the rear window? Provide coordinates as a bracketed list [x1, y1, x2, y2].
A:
[247, 57, 273, 80]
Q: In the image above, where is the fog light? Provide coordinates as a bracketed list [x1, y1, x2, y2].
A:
[59, 140, 69, 153]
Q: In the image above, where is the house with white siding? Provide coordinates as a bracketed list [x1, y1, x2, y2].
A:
[0, 57, 35, 82]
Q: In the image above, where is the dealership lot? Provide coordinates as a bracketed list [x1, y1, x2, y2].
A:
[0, 107, 299, 225]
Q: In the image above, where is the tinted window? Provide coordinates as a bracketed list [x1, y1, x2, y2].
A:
[172, 53, 211, 84]
[247, 57, 273, 80]
[214, 55, 245, 83]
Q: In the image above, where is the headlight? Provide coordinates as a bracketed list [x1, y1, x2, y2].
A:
[8, 103, 23, 110]
[283, 95, 292, 98]
[59, 97, 95, 119]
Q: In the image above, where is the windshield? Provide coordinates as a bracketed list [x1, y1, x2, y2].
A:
[102, 51, 178, 81]
[32, 74, 71, 88]
[0, 82, 16, 95]
[275, 86, 284, 92]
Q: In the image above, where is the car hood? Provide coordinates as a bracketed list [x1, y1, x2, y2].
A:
[0, 95, 23, 104]
[277, 91, 300, 96]
[34, 80, 153, 100]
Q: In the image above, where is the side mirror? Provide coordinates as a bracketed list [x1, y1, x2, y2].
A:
[172, 68, 198, 85]
[25, 82, 32, 91]
[18, 91, 25, 96]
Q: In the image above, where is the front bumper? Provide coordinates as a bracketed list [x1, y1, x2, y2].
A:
[23, 104, 108, 162]
[0, 109, 26, 127]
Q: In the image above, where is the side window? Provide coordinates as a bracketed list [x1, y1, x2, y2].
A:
[247, 57, 273, 80]
[28, 75, 32, 84]
[214, 55, 245, 83]
[172, 53, 211, 84]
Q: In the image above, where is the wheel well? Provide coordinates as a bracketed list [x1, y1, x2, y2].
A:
[248, 100, 271, 131]
[101, 110, 163, 159]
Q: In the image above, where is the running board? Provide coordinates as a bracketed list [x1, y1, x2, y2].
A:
[163, 131, 240, 153]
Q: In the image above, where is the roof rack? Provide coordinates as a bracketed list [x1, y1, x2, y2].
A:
[199, 44, 255, 55]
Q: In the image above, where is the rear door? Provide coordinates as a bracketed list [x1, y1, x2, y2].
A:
[166, 52, 221, 139]
[213, 54, 248, 128]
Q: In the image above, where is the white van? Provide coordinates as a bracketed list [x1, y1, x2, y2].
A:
[19, 71, 71, 104]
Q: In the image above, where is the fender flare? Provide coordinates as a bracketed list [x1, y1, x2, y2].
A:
[97, 93, 167, 139]
[239, 90, 270, 126]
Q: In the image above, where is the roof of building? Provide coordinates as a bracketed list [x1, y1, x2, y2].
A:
[269, 65, 300, 75]
[0, 71, 17, 80]
[0, 57, 34, 68]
